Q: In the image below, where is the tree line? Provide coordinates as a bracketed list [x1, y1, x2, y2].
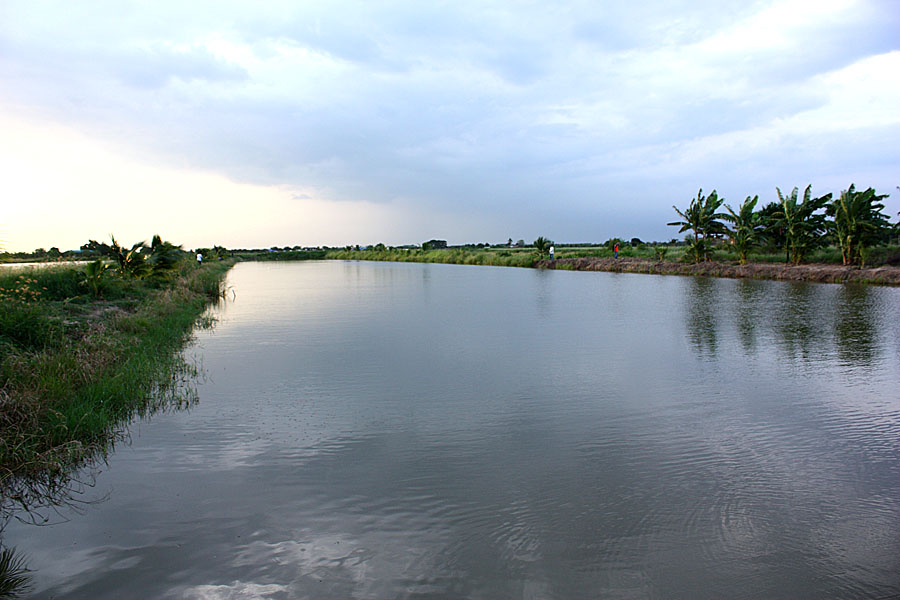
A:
[669, 184, 896, 266]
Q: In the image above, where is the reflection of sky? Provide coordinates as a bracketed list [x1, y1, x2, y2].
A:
[4, 262, 900, 598]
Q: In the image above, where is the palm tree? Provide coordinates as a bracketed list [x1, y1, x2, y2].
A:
[772, 186, 830, 264]
[533, 236, 551, 257]
[109, 235, 149, 278]
[668, 189, 729, 262]
[826, 184, 891, 266]
[146, 234, 184, 275]
[723, 195, 761, 264]
[81, 260, 110, 297]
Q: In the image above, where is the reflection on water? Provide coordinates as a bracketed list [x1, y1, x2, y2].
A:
[773, 282, 829, 362]
[682, 276, 890, 372]
[683, 277, 719, 356]
[734, 278, 765, 353]
[0, 337, 204, 596]
[3, 262, 900, 599]
[834, 284, 880, 368]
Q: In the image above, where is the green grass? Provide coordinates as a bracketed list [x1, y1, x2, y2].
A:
[0, 260, 233, 513]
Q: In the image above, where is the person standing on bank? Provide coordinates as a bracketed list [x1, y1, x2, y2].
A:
[549, 245, 554, 261]
[197, 252, 202, 266]
[614, 243, 619, 259]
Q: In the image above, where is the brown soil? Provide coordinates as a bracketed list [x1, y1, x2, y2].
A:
[537, 257, 900, 285]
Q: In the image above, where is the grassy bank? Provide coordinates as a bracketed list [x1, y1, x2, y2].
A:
[234, 249, 326, 261]
[0, 260, 233, 511]
[539, 256, 900, 285]
[325, 247, 538, 267]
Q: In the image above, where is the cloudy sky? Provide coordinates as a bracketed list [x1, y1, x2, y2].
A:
[2, 0, 898, 251]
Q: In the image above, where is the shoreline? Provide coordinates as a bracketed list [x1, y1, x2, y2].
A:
[537, 256, 900, 285]
[320, 249, 900, 286]
[1, 260, 234, 511]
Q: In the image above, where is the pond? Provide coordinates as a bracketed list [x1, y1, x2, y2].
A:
[4, 260, 900, 598]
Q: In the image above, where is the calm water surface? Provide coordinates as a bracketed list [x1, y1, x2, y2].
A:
[5, 261, 900, 599]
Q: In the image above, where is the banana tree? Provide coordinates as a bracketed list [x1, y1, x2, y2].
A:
[668, 189, 728, 262]
[826, 184, 891, 266]
[723, 195, 761, 264]
[772, 186, 830, 264]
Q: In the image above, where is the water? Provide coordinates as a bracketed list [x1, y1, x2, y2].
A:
[4, 261, 900, 599]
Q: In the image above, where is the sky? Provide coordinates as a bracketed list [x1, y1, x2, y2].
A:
[1, 0, 899, 252]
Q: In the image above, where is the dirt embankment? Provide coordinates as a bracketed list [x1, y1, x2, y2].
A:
[537, 257, 900, 285]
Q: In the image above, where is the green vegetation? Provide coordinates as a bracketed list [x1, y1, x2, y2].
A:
[667, 189, 729, 262]
[533, 236, 552, 257]
[670, 183, 897, 266]
[1, 249, 232, 513]
[826, 185, 892, 267]
[773, 185, 831, 264]
[723, 195, 762, 265]
[325, 246, 539, 267]
[233, 249, 326, 261]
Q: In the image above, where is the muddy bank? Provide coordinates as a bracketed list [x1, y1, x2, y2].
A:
[537, 257, 900, 285]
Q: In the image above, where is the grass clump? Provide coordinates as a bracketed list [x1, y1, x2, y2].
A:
[0, 546, 31, 599]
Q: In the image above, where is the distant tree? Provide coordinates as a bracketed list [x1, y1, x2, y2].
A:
[507, 238, 513, 247]
[772, 185, 830, 264]
[826, 184, 891, 266]
[723, 195, 762, 265]
[630, 238, 644, 247]
[81, 239, 111, 257]
[48, 247, 61, 259]
[33, 248, 47, 257]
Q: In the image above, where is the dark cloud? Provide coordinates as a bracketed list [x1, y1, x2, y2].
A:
[1, 0, 898, 242]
